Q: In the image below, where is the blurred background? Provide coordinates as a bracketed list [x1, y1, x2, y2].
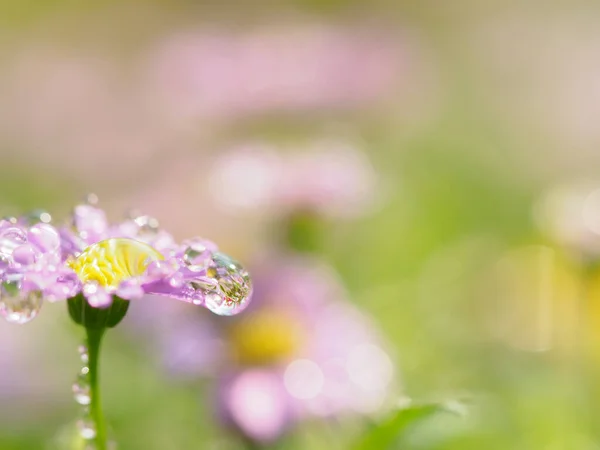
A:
[1, 0, 600, 449]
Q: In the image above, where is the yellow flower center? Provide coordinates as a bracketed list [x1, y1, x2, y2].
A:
[227, 307, 303, 365]
[68, 238, 164, 288]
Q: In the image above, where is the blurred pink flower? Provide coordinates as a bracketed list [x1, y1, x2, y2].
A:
[130, 254, 396, 443]
[208, 140, 380, 218]
[141, 25, 409, 123]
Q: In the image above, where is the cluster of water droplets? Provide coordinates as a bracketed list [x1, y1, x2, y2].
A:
[70, 344, 117, 449]
[0, 210, 59, 324]
[72, 344, 99, 448]
[182, 240, 252, 316]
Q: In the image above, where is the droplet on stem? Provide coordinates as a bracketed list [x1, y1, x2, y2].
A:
[73, 368, 91, 406]
[77, 415, 97, 440]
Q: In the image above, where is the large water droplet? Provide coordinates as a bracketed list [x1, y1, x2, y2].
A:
[73, 368, 91, 406]
[202, 252, 252, 316]
[12, 244, 38, 265]
[28, 223, 60, 253]
[0, 227, 26, 256]
[0, 278, 42, 324]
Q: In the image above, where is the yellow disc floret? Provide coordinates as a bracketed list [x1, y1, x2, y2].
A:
[68, 238, 164, 288]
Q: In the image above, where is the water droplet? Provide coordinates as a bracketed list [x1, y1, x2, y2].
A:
[116, 279, 144, 299]
[201, 252, 252, 316]
[204, 292, 224, 311]
[0, 254, 11, 271]
[0, 278, 42, 324]
[27, 223, 60, 252]
[186, 250, 252, 316]
[77, 416, 97, 440]
[145, 259, 177, 279]
[190, 277, 218, 292]
[78, 345, 89, 365]
[0, 227, 26, 256]
[73, 369, 91, 406]
[183, 241, 212, 271]
[83, 282, 112, 308]
[168, 272, 184, 288]
[12, 244, 38, 265]
[133, 215, 160, 234]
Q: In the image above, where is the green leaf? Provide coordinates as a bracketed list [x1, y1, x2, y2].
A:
[353, 402, 453, 450]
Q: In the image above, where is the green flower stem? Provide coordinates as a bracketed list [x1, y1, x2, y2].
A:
[86, 326, 107, 450]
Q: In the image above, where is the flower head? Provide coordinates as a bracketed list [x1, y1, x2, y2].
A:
[0, 199, 253, 324]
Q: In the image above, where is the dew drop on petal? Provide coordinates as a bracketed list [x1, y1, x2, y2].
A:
[168, 272, 184, 288]
[203, 292, 224, 312]
[27, 223, 60, 252]
[0, 278, 42, 324]
[145, 259, 177, 279]
[83, 283, 112, 308]
[183, 242, 212, 271]
[0, 227, 26, 256]
[204, 252, 252, 315]
[116, 279, 144, 299]
[0, 254, 10, 271]
[190, 277, 218, 292]
[12, 244, 38, 265]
